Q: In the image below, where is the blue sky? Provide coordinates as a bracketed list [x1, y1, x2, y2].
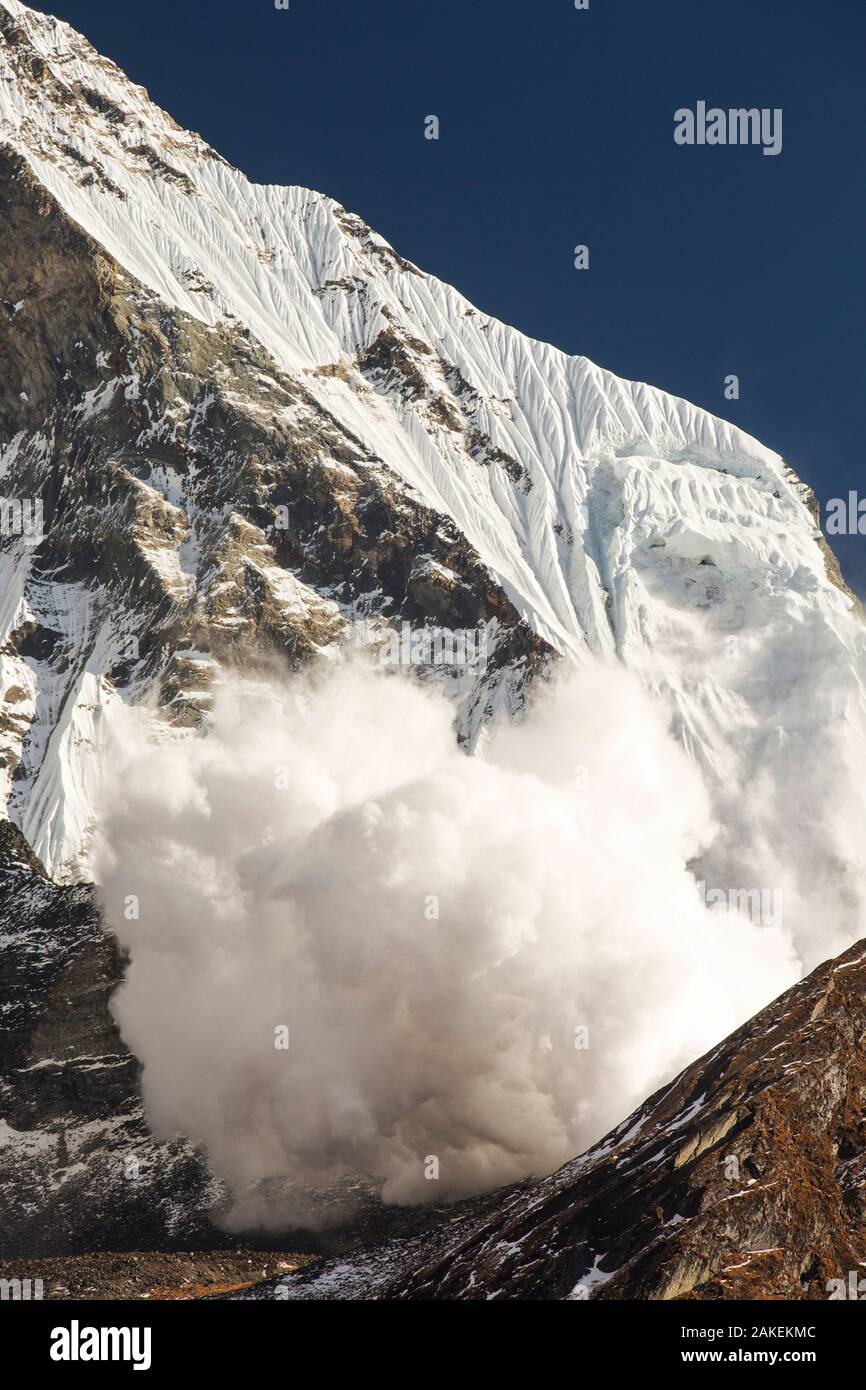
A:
[49, 0, 866, 592]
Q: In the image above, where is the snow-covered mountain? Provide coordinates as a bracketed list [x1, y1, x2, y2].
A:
[1, 0, 865, 977]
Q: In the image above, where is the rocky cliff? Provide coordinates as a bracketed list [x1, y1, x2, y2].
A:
[0, 822, 223, 1256]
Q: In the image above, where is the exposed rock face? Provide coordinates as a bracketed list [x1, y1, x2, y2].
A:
[0, 832, 223, 1256]
[256, 938, 866, 1300]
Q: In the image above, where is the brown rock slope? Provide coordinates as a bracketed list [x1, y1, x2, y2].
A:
[264, 938, 866, 1300]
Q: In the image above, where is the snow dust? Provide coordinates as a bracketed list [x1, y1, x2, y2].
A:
[95, 659, 798, 1221]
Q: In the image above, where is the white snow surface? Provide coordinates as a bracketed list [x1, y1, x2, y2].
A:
[1, 0, 866, 972]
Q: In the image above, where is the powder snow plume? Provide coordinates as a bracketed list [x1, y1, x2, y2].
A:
[95, 660, 799, 1223]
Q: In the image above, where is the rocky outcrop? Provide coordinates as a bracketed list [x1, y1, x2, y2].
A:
[0, 839, 224, 1256]
[256, 938, 866, 1300]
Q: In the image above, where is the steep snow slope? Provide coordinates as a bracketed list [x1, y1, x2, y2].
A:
[1, 0, 865, 969]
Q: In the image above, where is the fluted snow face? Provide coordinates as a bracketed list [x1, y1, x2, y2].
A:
[0, 0, 836, 655]
[1, 0, 865, 969]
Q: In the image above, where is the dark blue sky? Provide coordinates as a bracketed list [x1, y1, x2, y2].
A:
[49, 0, 866, 592]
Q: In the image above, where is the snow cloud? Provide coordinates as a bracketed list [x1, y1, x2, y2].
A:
[95, 659, 799, 1224]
